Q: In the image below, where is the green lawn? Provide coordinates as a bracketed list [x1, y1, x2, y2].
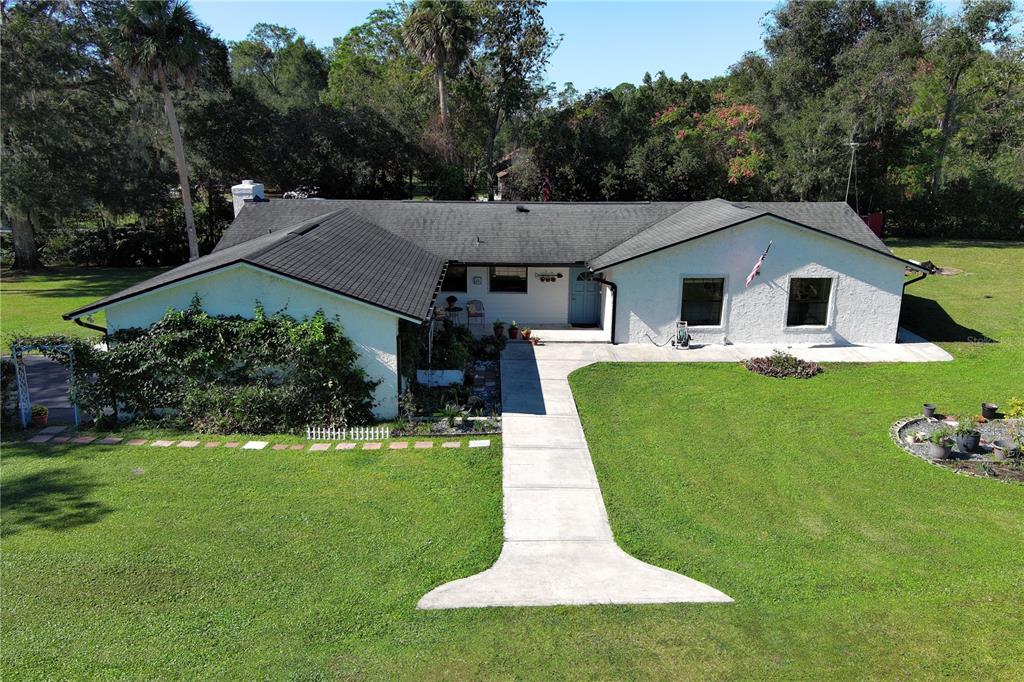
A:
[2, 243, 1023, 679]
[0, 267, 164, 338]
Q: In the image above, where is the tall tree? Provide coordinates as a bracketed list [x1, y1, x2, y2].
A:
[230, 23, 327, 113]
[920, 0, 1014, 194]
[470, 0, 557, 199]
[402, 0, 476, 161]
[111, 0, 219, 260]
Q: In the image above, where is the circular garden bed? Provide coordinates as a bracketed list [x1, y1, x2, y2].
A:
[891, 415, 1024, 484]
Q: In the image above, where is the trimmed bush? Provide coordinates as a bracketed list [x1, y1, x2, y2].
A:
[744, 350, 822, 379]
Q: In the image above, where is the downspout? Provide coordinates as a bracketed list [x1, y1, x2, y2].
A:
[903, 271, 928, 288]
[68, 315, 108, 335]
[591, 274, 618, 345]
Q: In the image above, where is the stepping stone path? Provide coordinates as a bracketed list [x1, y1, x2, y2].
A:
[21, 433, 492, 456]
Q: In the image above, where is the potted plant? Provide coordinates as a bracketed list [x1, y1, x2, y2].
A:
[922, 403, 937, 419]
[953, 417, 981, 453]
[981, 402, 999, 420]
[492, 320, 506, 338]
[991, 430, 1022, 460]
[531, 335, 542, 346]
[31, 404, 49, 427]
[927, 427, 953, 459]
[508, 321, 519, 339]
[521, 327, 532, 340]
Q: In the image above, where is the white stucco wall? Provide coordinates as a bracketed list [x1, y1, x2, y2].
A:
[602, 216, 907, 346]
[103, 264, 401, 419]
[438, 265, 572, 326]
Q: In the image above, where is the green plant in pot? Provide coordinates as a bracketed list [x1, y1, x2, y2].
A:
[953, 417, 981, 453]
[30, 404, 49, 427]
[508, 321, 519, 339]
[991, 428, 1022, 461]
[492, 320, 506, 338]
[927, 427, 954, 460]
[521, 327, 532, 340]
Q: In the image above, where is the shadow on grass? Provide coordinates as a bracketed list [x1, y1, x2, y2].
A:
[0, 267, 165, 299]
[1, 468, 112, 536]
[900, 294, 997, 343]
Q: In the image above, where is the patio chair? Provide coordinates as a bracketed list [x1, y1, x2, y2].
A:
[466, 299, 485, 332]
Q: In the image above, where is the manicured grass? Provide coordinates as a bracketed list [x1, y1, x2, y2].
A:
[569, 241, 1024, 678]
[2, 243, 1022, 678]
[2, 436, 504, 679]
[0, 267, 164, 338]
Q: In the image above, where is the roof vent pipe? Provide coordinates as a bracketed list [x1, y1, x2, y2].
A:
[231, 180, 265, 217]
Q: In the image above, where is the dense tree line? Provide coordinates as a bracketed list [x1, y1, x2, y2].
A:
[2, 0, 1020, 270]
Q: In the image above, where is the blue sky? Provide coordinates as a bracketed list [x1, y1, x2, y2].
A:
[191, 1, 777, 92]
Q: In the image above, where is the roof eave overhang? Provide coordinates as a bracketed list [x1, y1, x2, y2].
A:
[63, 260, 431, 324]
[590, 212, 928, 273]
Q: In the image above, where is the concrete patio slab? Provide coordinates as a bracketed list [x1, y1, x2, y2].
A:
[503, 447, 598, 489]
[126, 439, 147, 446]
[414, 441, 433, 449]
[468, 439, 491, 448]
[96, 437, 123, 445]
[242, 441, 268, 450]
[151, 440, 174, 447]
[309, 443, 330, 451]
[39, 426, 67, 435]
[27, 435, 52, 444]
[177, 440, 199, 448]
[336, 442, 356, 450]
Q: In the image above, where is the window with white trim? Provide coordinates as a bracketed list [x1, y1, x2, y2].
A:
[786, 277, 832, 326]
[680, 277, 725, 326]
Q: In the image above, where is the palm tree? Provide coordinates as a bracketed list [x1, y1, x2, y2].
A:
[111, 0, 214, 261]
[403, 0, 476, 161]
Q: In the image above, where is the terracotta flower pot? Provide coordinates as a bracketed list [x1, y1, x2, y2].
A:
[521, 329, 532, 340]
[32, 413, 48, 427]
[509, 327, 519, 339]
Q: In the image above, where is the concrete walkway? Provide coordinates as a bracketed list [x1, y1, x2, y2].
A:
[418, 332, 950, 609]
[418, 342, 734, 609]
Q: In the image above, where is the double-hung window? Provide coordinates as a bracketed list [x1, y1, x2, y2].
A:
[786, 277, 832, 326]
[681, 277, 725, 326]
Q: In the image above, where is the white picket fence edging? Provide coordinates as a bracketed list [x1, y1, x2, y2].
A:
[306, 425, 390, 441]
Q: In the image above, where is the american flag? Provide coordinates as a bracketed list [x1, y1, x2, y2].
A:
[745, 241, 772, 287]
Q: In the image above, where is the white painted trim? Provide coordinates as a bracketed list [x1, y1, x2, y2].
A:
[677, 274, 730, 329]
[782, 274, 835, 331]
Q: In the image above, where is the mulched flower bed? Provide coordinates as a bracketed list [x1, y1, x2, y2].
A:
[891, 415, 1024, 484]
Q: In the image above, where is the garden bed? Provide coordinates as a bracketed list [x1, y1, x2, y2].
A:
[891, 415, 1024, 484]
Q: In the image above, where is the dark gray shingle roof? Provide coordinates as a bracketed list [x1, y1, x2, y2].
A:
[65, 208, 444, 320]
[68, 197, 911, 324]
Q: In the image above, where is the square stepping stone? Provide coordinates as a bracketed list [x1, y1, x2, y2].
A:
[126, 439, 148, 446]
[362, 442, 382, 450]
[309, 443, 330, 452]
[72, 436, 97, 445]
[27, 435, 52, 444]
[151, 440, 174, 447]
[272, 444, 289, 451]
[469, 439, 491, 448]
[223, 442, 240, 448]
[50, 436, 72, 444]
[97, 437, 123, 445]
[242, 441, 268, 450]
[335, 442, 356, 450]
[289, 444, 304, 451]
[389, 441, 408, 449]
[39, 426, 67, 435]
[204, 442, 220, 448]
[442, 441, 461, 449]
[177, 440, 200, 448]
[414, 441, 433, 449]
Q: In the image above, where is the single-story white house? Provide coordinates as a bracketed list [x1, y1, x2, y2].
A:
[65, 181, 928, 418]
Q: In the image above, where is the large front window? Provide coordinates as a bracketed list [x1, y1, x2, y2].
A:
[786, 277, 832, 326]
[489, 266, 528, 293]
[681, 277, 724, 326]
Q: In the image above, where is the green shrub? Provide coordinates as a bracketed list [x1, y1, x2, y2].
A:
[1005, 397, 1024, 419]
[14, 301, 379, 434]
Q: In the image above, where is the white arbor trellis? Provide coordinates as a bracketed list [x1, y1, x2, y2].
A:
[10, 342, 80, 428]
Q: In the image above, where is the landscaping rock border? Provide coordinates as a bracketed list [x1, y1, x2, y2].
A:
[890, 415, 1023, 484]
